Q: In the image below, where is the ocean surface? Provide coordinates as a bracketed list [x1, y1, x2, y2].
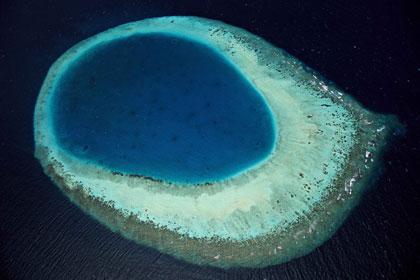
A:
[1, 0, 418, 279]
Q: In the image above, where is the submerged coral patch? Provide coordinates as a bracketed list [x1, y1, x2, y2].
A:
[34, 16, 400, 268]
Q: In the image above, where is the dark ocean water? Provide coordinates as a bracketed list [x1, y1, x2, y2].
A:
[1, 0, 418, 279]
[52, 33, 275, 184]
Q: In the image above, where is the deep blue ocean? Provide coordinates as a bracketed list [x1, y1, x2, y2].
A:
[1, 0, 419, 279]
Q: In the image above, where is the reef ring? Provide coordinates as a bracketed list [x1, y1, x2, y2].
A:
[34, 16, 399, 268]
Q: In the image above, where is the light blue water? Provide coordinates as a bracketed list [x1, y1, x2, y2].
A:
[52, 33, 276, 184]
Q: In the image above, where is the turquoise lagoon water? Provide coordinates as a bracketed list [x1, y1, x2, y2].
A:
[51, 33, 276, 184]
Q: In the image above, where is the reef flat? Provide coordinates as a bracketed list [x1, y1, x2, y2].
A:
[34, 16, 400, 268]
